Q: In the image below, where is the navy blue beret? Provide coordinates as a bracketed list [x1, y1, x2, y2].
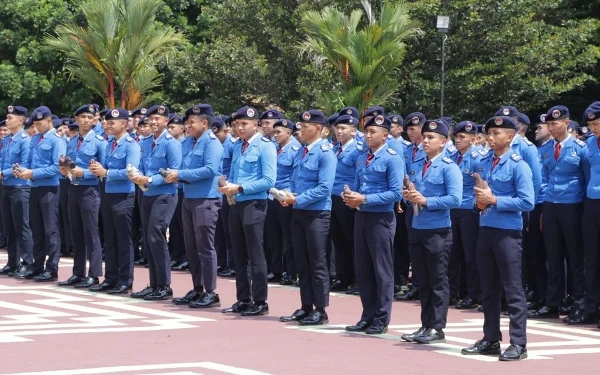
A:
[24, 116, 33, 129]
[299, 109, 327, 125]
[74, 104, 97, 117]
[578, 125, 592, 138]
[186, 104, 214, 118]
[405, 112, 426, 126]
[476, 124, 485, 133]
[454, 121, 477, 134]
[495, 106, 519, 117]
[517, 113, 530, 126]
[568, 120, 578, 133]
[52, 118, 62, 128]
[421, 120, 448, 138]
[99, 109, 110, 118]
[105, 108, 130, 120]
[0, 120, 5, 127]
[61, 118, 75, 126]
[438, 117, 453, 128]
[51, 115, 59, 120]
[138, 116, 149, 125]
[546, 105, 569, 121]
[327, 113, 339, 126]
[333, 115, 359, 126]
[131, 108, 147, 117]
[167, 115, 184, 125]
[211, 116, 226, 132]
[387, 114, 403, 126]
[535, 114, 547, 125]
[7, 105, 28, 117]
[92, 104, 99, 111]
[364, 114, 391, 130]
[232, 106, 258, 120]
[339, 106, 359, 119]
[273, 119, 295, 131]
[484, 116, 519, 132]
[363, 106, 385, 118]
[260, 109, 285, 121]
[32, 106, 52, 121]
[147, 104, 170, 117]
[584, 102, 600, 122]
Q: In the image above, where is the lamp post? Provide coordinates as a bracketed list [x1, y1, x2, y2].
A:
[436, 16, 450, 117]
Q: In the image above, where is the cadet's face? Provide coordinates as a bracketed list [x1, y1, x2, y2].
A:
[0, 127, 8, 138]
[149, 114, 168, 135]
[56, 125, 69, 136]
[260, 119, 276, 136]
[406, 125, 423, 143]
[168, 123, 184, 138]
[476, 133, 487, 146]
[5, 114, 24, 131]
[364, 125, 387, 149]
[547, 119, 568, 139]
[454, 132, 475, 153]
[273, 126, 291, 146]
[127, 118, 134, 131]
[105, 119, 126, 136]
[133, 115, 141, 128]
[215, 127, 229, 143]
[334, 124, 355, 145]
[76, 113, 95, 132]
[33, 118, 52, 133]
[299, 122, 321, 143]
[293, 129, 303, 143]
[588, 119, 600, 137]
[487, 128, 515, 150]
[389, 123, 402, 138]
[235, 119, 258, 141]
[320, 126, 331, 139]
[186, 116, 208, 139]
[422, 132, 446, 156]
[535, 124, 550, 141]
[138, 123, 151, 137]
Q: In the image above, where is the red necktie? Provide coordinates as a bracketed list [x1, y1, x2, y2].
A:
[277, 148, 282, 155]
[412, 147, 418, 161]
[337, 147, 343, 157]
[554, 142, 561, 161]
[302, 147, 308, 158]
[457, 155, 463, 165]
[366, 153, 374, 166]
[242, 141, 249, 154]
[111, 140, 117, 153]
[192, 139, 198, 148]
[103, 134, 108, 141]
[8, 137, 13, 147]
[135, 136, 140, 142]
[152, 141, 156, 151]
[37, 135, 44, 146]
[77, 136, 84, 151]
[492, 157, 500, 170]
[422, 160, 432, 177]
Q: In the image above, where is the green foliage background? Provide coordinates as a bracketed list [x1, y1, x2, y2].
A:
[1, 0, 598, 120]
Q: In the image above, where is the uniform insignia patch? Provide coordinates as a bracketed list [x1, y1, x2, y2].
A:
[21, 133, 27, 138]
[582, 127, 589, 134]
[409, 170, 415, 175]
[126, 137, 134, 142]
[448, 145, 457, 152]
[96, 135, 104, 141]
[209, 132, 216, 139]
[302, 112, 311, 121]
[575, 139, 586, 147]
[7, 106, 14, 113]
[479, 150, 488, 156]
[511, 154, 522, 161]
[524, 139, 534, 146]
[387, 148, 397, 155]
[321, 143, 330, 151]
[291, 145, 300, 151]
[375, 115, 385, 125]
[165, 133, 172, 139]
[403, 140, 411, 146]
[387, 134, 393, 139]
[261, 136, 270, 142]
[552, 109, 560, 118]
[503, 108, 510, 115]
[471, 151, 478, 158]
[442, 157, 452, 164]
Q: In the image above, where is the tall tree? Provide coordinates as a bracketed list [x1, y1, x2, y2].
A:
[44, 0, 187, 109]
[298, 0, 420, 113]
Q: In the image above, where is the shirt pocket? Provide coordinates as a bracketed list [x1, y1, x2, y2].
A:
[241, 154, 259, 173]
[298, 159, 319, 181]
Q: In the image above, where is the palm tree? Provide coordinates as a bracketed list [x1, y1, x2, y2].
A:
[44, 0, 186, 109]
[298, 0, 420, 114]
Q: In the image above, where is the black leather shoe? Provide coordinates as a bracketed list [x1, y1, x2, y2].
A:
[565, 309, 599, 325]
[189, 292, 220, 308]
[330, 279, 348, 292]
[34, 271, 57, 282]
[527, 299, 543, 310]
[395, 286, 418, 301]
[172, 261, 189, 271]
[365, 324, 388, 335]
[478, 305, 484, 312]
[449, 297, 459, 306]
[14, 268, 37, 279]
[413, 328, 445, 344]
[89, 281, 114, 292]
[107, 284, 131, 294]
[558, 295, 574, 315]
[280, 309, 312, 322]
[222, 300, 252, 313]
[144, 286, 173, 301]
[8, 265, 27, 277]
[279, 275, 295, 286]
[134, 258, 147, 266]
[131, 285, 154, 298]
[456, 296, 478, 310]
[401, 327, 427, 342]
[345, 284, 360, 295]
[218, 268, 236, 277]
[74, 277, 99, 288]
[299, 310, 328, 325]
[172, 290, 202, 305]
[345, 320, 371, 332]
[240, 303, 269, 316]
[461, 340, 501, 355]
[499, 344, 527, 361]
[58, 275, 82, 287]
[528, 305, 559, 319]
[0, 265, 15, 275]
[267, 273, 282, 283]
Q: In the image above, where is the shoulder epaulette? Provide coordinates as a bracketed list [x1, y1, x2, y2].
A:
[387, 148, 397, 155]
[511, 154, 522, 162]
[126, 137, 134, 143]
[291, 145, 300, 152]
[96, 135, 104, 141]
[524, 139, 534, 146]
[321, 143, 330, 151]
[471, 151, 478, 158]
[387, 134, 393, 140]
[21, 133, 27, 138]
[574, 139, 586, 147]
[447, 145, 457, 153]
[442, 157, 453, 164]
[261, 136, 270, 142]
[356, 143, 364, 151]
[479, 149, 490, 157]
[403, 140, 411, 146]
[209, 132, 216, 139]
[165, 133, 173, 139]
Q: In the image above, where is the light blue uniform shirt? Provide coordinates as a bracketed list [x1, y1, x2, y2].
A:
[103, 134, 141, 194]
[66, 131, 107, 186]
[274, 139, 301, 191]
[29, 128, 66, 187]
[0, 129, 31, 186]
[139, 130, 182, 196]
[332, 139, 365, 196]
[180, 129, 223, 199]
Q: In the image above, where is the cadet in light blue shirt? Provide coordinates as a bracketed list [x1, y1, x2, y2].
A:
[465, 115, 533, 361]
[529, 105, 589, 322]
[89, 108, 141, 294]
[402, 119, 462, 344]
[0, 105, 32, 275]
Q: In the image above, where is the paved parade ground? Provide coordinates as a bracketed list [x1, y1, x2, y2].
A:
[0, 252, 597, 375]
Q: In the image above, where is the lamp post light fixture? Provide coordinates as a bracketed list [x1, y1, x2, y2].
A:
[436, 16, 450, 117]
